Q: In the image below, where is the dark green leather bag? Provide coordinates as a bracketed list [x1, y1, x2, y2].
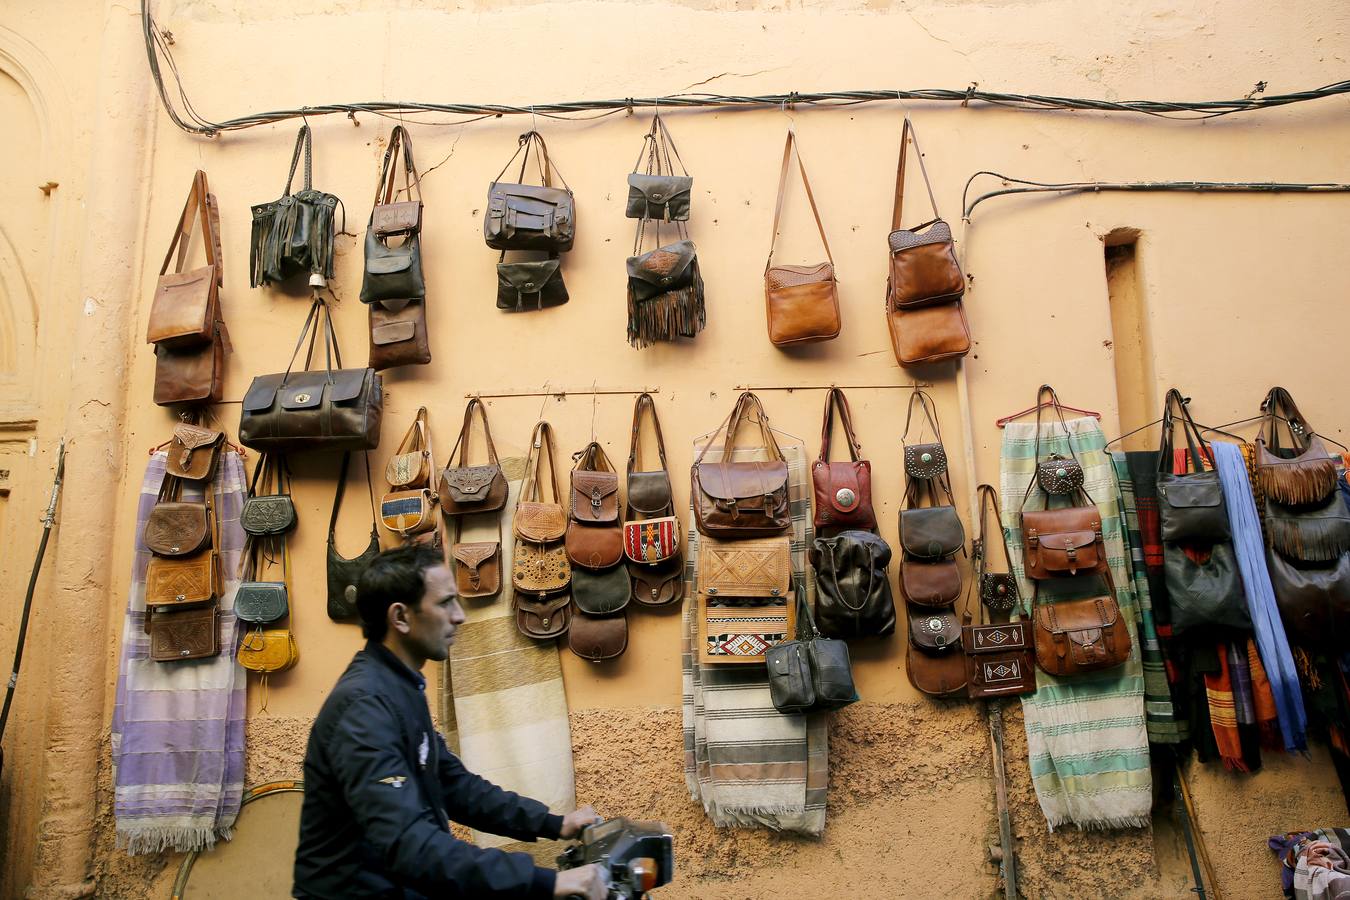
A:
[496, 256, 568, 311]
[1164, 541, 1250, 633]
[571, 564, 631, 616]
[250, 125, 340, 287]
[361, 126, 426, 305]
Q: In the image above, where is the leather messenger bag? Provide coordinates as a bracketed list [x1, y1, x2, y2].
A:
[691, 392, 791, 539]
[764, 130, 841, 348]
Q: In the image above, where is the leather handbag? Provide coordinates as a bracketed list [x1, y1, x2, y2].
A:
[884, 118, 970, 366]
[144, 474, 210, 558]
[569, 442, 621, 525]
[974, 485, 1020, 616]
[964, 619, 1036, 699]
[907, 606, 961, 651]
[146, 547, 218, 609]
[1032, 571, 1131, 677]
[1256, 387, 1340, 507]
[899, 557, 962, 608]
[1267, 549, 1350, 651]
[249, 125, 340, 286]
[166, 423, 224, 482]
[626, 114, 692, 221]
[368, 298, 431, 370]
[812, 388, 876, 532]
[241, 453, 297, 537]
[566, 520, 624, 570]
[238, 628, 299, 674]
[147, 170, 223, 350]
[766, 588, 859, 714]
[572, 565, 631, 616]
[1156, 389, 1230, 542]
[1037, 453, 1083, 496]
[626, 234, 705, 347]
[327, 453, 382, 621]
[691, 392, 791, 538]
[381, 489, 437, 537]
[1266, 493, 1350, 563]
[698, 591, 796, 665]
[626, 393, 676, 519]
[899, 503, 965, 562]
[764, 131, 841, 347]
[239, 298, 384, 453]
[625, 394, 683, 607]
[698, 536, 791, 600]
[496, 255, 569, 312]
[153, 331, 226, 408]
[236, 537, 290, 626]
[361, 126, 426, 305]
[148, 605, 220, 662]
[440, 398, 509, 515]
[1021, 505, 1106, 579]
[515, 593, 572, 640]
[568, 606, 629, 662]
[905, 601, 968, 698]
[811, 529, 896, 639]
[451, 517, 502, 600]
[484, 131, 575, 252]
[512, 422, 572, 600]
[1164, 542, 1251, 633]
[385, 407, 434, 490]
[902, 390, 949, 481]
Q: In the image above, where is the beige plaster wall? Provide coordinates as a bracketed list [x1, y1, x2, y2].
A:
[2, 0, 1349, 896]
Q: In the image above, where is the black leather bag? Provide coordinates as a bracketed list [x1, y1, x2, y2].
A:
[327, 454, 381, 621]
[361, 126, 425, 305]
[249, 125, 340, 286]
[1163, 541, 1251, 633]
[484, 131, 575, 252]
[239, 297, 383, 454]
[496, 256, 568, 311]
[765, 589, 859, 715]
[625, 114, 692, 221]
[1156, 389, 1231, 542]
[240, 453, 297, 537]
[811, 530, 896, 639]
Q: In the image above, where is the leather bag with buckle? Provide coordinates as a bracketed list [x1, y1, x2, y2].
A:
[147, 170, 223, 350]
[361, 125, 426, 305]
[1032, 569, 1132, 677]
[496, 255, 569, 312]
[369, 298, 431, 370]
[569, 443, 621, 525]
[764, 131, 841, 347]
[327, 453, 381, 621]
[812, 388, 876, 532]
[691, 392, 791, 538]
[626, 115, 692, 221]
[144, 474, 210, 558]
[242, 453, 297, 537]
[484, 131, 575, 252]
[148, 605, 220, 662]
[766, 588, 859, 714]
[811, 529, 895, 639]
[249, 125, 340, 286]
[1155, 388, 1231, 542]
[166, 423, 224, 482]
[451, 517, 502, 600]
[440, 398, 509, 515]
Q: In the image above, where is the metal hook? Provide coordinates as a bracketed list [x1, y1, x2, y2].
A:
[529, 105, 538, 133]
[780, 97, 795, 132]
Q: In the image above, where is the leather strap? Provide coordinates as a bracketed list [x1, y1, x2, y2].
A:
[283, 296, 345, 386]
[902, 389, 943, 445]
[1258, 386, 1315, 453]
[247, 452, 289, 499]
[522, 422, 561, 504]
[891, 117, 942, 230]
[573, 441, 616, 475]
[766, 130, 833, 271]
[492, 131, 571, 191]
[692, 391, 786, 467]
[448, 398, 501, 468]
[282, 124, 313, 196]
[1158, 388, 1211, 474]
[330, 452, 378, 539]
[819, 387, 862, 463]
[627, 393, 670, 475]
[631, 113, 689, 177]
[160, 170, 220, 279]
[374, 125, 422, 207]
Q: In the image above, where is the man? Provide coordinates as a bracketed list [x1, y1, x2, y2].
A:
[294, 544, 606, 899]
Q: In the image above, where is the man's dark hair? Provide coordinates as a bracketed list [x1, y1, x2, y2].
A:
[357, 544, 446, 641]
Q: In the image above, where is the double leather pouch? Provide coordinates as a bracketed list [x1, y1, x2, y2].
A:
[154, 336, 226, 408]
[148, 605, 220, 662]
[327, 453, 381, 621]
[766, 589, 859, 714]
[812, 530, 896, 639]
[496, 256, 569, 311]
[698, 536, 791, 600]
[691, 392, 791, 538]
[166, 424, 224, 482]
[964, 621, 1036, 699]
[484, 131, 575, 252]
[887, 302, 971, 367]
[441, 398, 509, 515]
[369, 299, 431, 370]
[361, 126, 426, 305]
[249, 125, 339, 286]
[242, 454, 297, 537]
[626, 115, 692, 221]
[148, 170, 222, 350]
[812, 388, 876, 532]
[764, 131, 841, 347]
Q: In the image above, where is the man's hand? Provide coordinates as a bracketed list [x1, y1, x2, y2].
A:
[559, 805, 601, 839]
[554, 862, 606, 899]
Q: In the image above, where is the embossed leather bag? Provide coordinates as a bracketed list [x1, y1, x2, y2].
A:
[963, 620, 1036, 699]
[166, 423, 225, 482]
[626, 234, 705, 348]
[698, 536, 791, 600]
[812, 388, 876, 532]
[569, 442, 621, 525]
[239, 298, 383, 453]
[368, 298, 431, 370]
[512, 422, 572, 598]
[327, 453, 381, 621]
[811, 529, 895, 639]
[249, 125, 340, 286]
[236, 537, 290, 626]
[1155, 389, 1230, 542]
[1032, 570, 1131, 677]
[238, 628, 299, 674]
[766, 588, 859, 714]
[241, 453, 297, 537]
[361, 125, 425, 305]
[626, 114, 692, 222]
[496, 255, 569, 312]
[144, 474, 211, 558]
[974, 485, 1020, 615]
[146, 483, 219, 610]
[484, 131, 575, 252]
[440, 398, 509, 515]
[148, 170, 223, 350]
[764, 130, 840, 347]
[691, 392, 790, 538]
[148, 605, 220, 662]
[451, 517, 502, 600]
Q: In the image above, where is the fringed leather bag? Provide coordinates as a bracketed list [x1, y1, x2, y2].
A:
[626, 231, 705, 347]
[250, 125, 340, 287]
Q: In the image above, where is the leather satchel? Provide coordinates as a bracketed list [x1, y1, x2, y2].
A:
[899, 557, 962, 608]
[327, 453, 381, 621]
[440, 398, 509, 515]
[241, 454, 297, 537]
[147, 170, 222, 350]
[146, 548, 218, 609]
[626, 236, 705, 347]
[144, 474, 211, 558]
[691, 392, 791, 538]
[166, 423, 224, 482]
[153, 333, 226, 407]
[451, 523, 502, 600]
[626, 114, 692, 221]
[698, 535, 791, 600]
[239, 297, 383, 454]
[568, 606, 629, 662]
[570, 443, 621, 525]
[369, 299, 431, 370]
[812, 388, 876, 532]
[1032, 573, 1131, 677]
[572, 565, 631, 616]
[1156, 389, 1230, 542]
[766, 588, 859, 714]
[385, 407, 434, 490]
[566, 520, 624, 570]
[764, 131, 841, 347]
[238, 628, 299, 674]
[361, 126, 426, 305]
[515, 593, 572, 640]
[249, 125, 339, 286]
[1021, 505, 1106, 578]
[811, 529, 896, 639]
[496, 256, 569, 312]
[1255, 387, 1340, 507]
[964, 620, 1036, 699]
[381, 489, 437, 537]
[512, 422, 572, 599]
[148, 604, 220, 662]
[484, 131, 575, 252]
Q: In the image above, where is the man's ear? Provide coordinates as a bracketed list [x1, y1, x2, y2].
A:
[387, 601, 411, 635]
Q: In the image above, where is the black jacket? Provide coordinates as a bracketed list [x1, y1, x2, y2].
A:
[293, 641, 563, 899]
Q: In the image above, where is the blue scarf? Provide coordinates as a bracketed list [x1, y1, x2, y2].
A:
[1212, 441, 1308, 752]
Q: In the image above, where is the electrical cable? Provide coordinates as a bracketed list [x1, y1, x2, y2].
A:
[142, 0, 1350, 137]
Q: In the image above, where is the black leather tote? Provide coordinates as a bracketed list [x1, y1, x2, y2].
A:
[811, 530, 896, 639]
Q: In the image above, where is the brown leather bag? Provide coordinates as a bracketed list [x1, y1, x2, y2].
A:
[964, 620, 1037, 699]
[146, 480, 220, 609]
[698, 536, 791, 600]
[568, 607, 628, 662]
[691, 392, 790, 538]
[147, 170, 223, 350]
[974, 485, 1021, 616]
[566, 520, 624, 570]
[764, 131, 841, 347]
[1032, 570, 1132, 676]
[144, 474, 211, 558]
[368, 299, 431, 371]
[625, 394, 683, 607]
[512, 423, 571, 622]
[626, 393, 676, 520]
[154, 333, 227, 407]
[812, 388, 876, 532]
[384, 407, 434, 490]
[440, 399, 509, 516]
[148, 604, 220, 662]
[1255, 386, 1340, 507]
[884, 120, 970, 366]
[899, 557, 962, 608]
[515, 593, 572, 640]
[569, 442, 620, 525]
[166, 423, 224, 482]
[450, 514, 502, 600]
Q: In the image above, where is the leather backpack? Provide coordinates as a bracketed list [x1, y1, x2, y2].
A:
[691, 392, 791, 538]
[625, 393, 683, 607]
[812, 388, 876, 533]
[764, 130, 841, 347]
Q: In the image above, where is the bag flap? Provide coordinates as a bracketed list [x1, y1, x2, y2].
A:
[498, 259, 561, 289]
[626, 470, 673, 516]
[365, 254, 413, 275]
[242, 374, 284, 412]
[1035, 596, 1119, 634]
[898, 506, 964, 559]
[904, 442, 948, 478]
[1158, 477, 1224, 509]
[698, 536, 790, 597]
[236, 582, 288, 623]
[623, 516, 681, 564]
[816, 461, 865, 514]
[887, 219, 953, 253]
[146, 552, 216, 604]
[451, 541, 499, 569]
[144, 503, 209, 555]
[491, 182, 572, 209]
[572, 471, 619, 516]
[695, 460, 788, 502]
[626, 241, 697, 287]
[566, 521, 624, 569]
[900, 558, 962, 607]
[627, 174, 693, 204]
[965, 622, 1030, 654]
[908, 607, 961, 649]
[372, 200, 422, 235]
[328, 369, 373, 403]
[442, 465, 501, 496]
[572, 566, 631, 615]
[372, 321, 417, 345]
[515, 502, 567, 541]
[241, 495, 296, 535]
[1034, 529, 1098, 552]
[1021, 506, 1100, 537]
[172, 424, 224, 451]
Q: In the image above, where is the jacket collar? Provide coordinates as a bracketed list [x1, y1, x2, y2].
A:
[364, 639, 427, 691]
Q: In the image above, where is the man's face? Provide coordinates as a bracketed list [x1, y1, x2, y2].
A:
[401, 564, 465, 664]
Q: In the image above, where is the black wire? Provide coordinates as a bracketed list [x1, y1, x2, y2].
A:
[142, 0, 1350, 137]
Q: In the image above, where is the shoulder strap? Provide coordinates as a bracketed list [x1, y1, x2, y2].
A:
[694, 392, 785, 467]
[766, 130, 833, 271]
[891, 117, 942, 231]
[330, 452, 378, 538]
[1258, 386, 1314, 454]
[449, 398, 501, 468]
[1158, 389, 1211, 473]
[975, 484, 1014, 580]
[819, 388, 862, 463]
[160, 170, 218, 277]
[902, 389, 943, 445]
[522, 422, 561, 504]
[574, 441, 615, 475]
[628, 392, 670, 475]
[374, 125, 423, 208]
[282, 124, 313, 196]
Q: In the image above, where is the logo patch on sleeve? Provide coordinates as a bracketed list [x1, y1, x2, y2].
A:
[378, 776, 408, 788]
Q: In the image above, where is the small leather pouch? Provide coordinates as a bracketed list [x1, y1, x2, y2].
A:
[372, 200, 422, 236]
[238, 628, 299, 673]
[381, 488, 437, 536]
[622, 516, 681, 565]
[763, 132, 841, 347]
[981, 574, 1020, 613]
[698, 594, 795, 665]
[496, 257, 569, 312]
[236, 582, 289, 625]
[963, 621, 1037, 699]
[903, 442, 948, 480]
[766, 590, 859, 714]
[907, 606, 961, 652]
[899, 557, 962, 608]
[451, 539, 501, 599]
[698, 536, 790, 599]
[144, 502, 210, 558]
[1037, 453, 1083, 496]
[568, 607, 629, 661]
[1033, 587, 1131, 677]
[571, 565, 631, 616]
[566, 521, 624, 571]
[514, 591, 572, 639]
[166, 424, 224, 482]
[146, 548, 218, 608]
[898, 506, 965, 561]
[242, 453, 297, 537]
[369, 298, 431, 370]
[148, 604, 219, 662]
[1021, 506, 1106, 579]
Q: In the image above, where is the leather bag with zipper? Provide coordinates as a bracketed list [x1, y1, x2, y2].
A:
[766, 587, 859, 714]
[764, 130, 840, 347]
